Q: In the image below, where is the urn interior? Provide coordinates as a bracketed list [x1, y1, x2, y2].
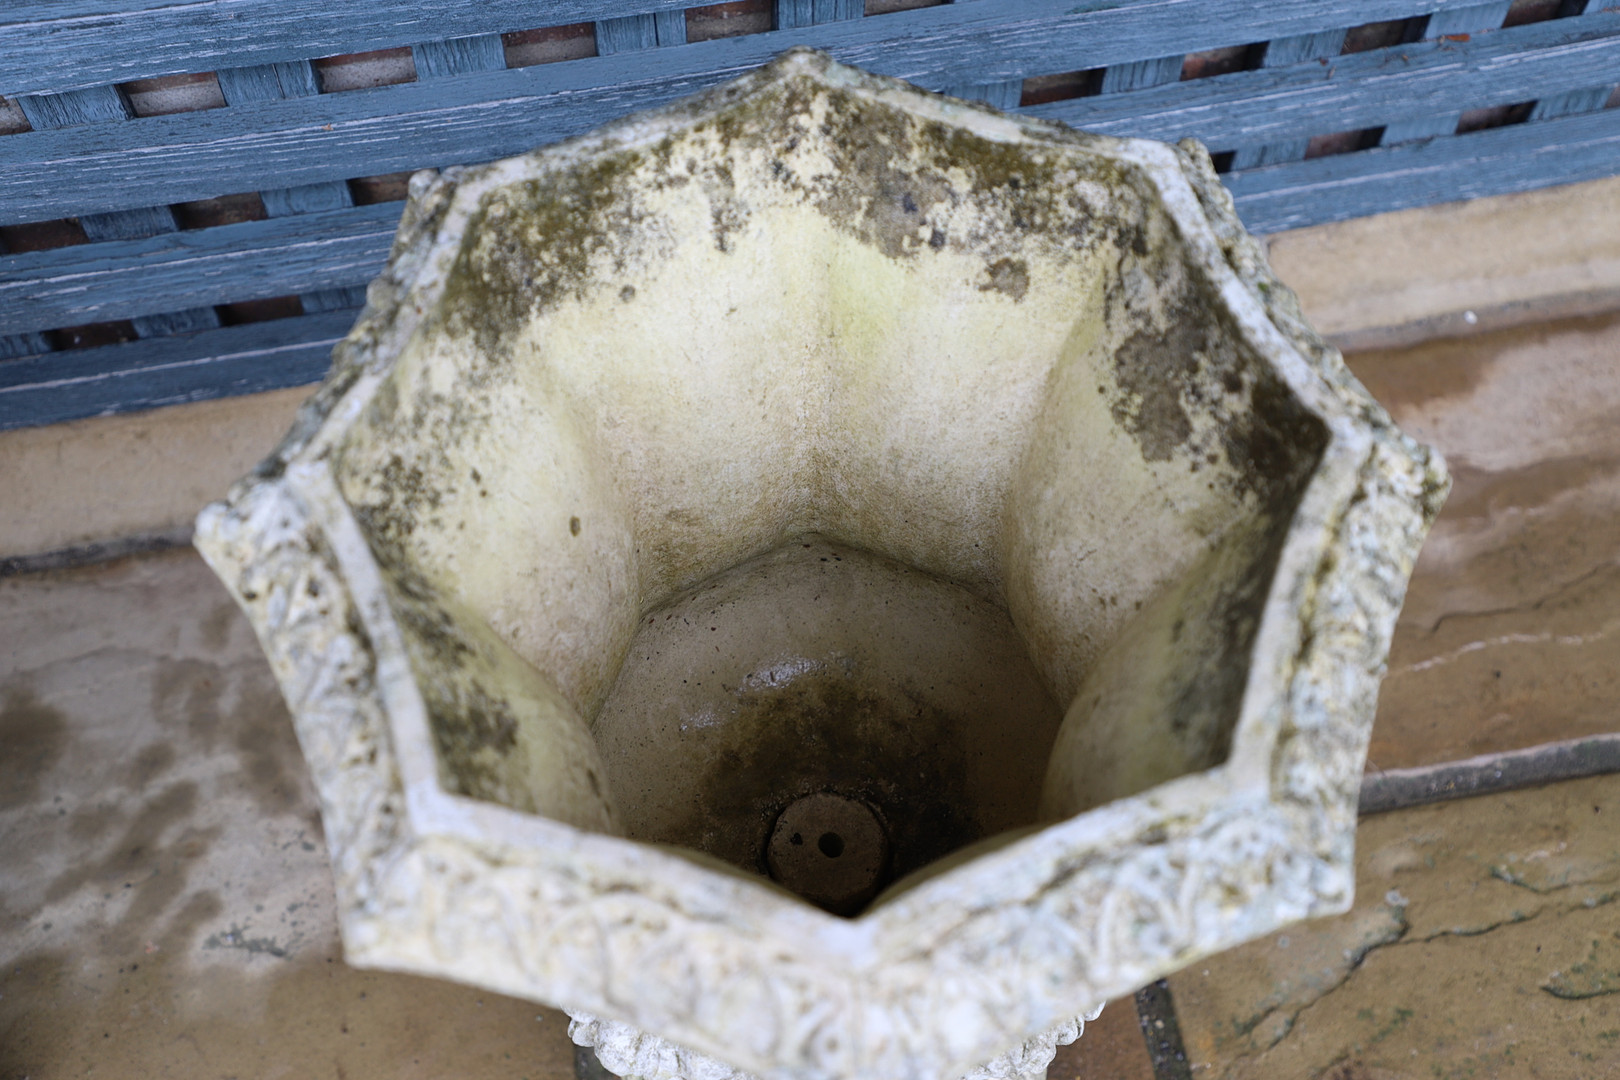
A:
[326, 73, 1328, 914]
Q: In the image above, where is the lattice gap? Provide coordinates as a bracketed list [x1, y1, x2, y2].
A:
[0, 0, 1596, 138]
[0, 165, 417, 355]
[121, 73, 226, 117]
[0, 96, 30, 135]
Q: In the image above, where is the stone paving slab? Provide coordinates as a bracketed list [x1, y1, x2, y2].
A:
[0, 548, 1155, 1079]
[1270, 174, 1620, 351]
[0, 549, 576, 1080]
[4, 307, 1618, 1079]
[0, 386, 307, 560]
[1347, 313, 1620, 771]
[1171, 772, 1620, 1079]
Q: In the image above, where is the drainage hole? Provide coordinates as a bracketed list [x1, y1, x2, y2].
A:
[766, 792, 890, 915]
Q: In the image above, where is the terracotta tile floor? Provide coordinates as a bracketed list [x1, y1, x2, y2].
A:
[3, 313, 1616, 1079]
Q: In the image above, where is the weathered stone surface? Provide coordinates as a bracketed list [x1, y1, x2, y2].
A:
[191, 49, 1443, 1080]
[1172, 773, 1620, 1079]
[0, 549, 577, 1079]
[1350, 313, 1620, 770]
[0, 386, 307, 559]
[1268, 173, 1620, 351]
[570, 1005, 1106, 1080]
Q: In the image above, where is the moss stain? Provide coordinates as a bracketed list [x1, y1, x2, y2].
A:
[679, 672, 982, 903]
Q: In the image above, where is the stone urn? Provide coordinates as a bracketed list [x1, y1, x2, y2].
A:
[195, 49, 1446, 1080]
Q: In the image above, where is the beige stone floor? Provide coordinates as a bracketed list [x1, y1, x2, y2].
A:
[1172, 773, 1620, 1079]
[0, 547, 577, 1079]
[1349, 313, 1620, 770]
[3, 309, 1617, 1079]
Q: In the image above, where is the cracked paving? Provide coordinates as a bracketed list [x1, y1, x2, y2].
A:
[1170, 772, 1620, 1079]
[1347, 314, 1620, 770]
[1160, 304, 1620, 1080]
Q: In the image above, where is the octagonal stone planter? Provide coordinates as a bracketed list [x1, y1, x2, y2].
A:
[195, 50, 1446, 1080]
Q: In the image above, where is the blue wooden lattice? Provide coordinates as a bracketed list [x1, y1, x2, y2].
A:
[2, 0, 1616, 429]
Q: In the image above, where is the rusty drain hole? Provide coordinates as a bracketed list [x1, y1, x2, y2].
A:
[767, 793, 888, 916]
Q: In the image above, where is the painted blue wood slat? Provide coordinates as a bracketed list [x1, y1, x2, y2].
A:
[2, 0, 693, 95]
[0, 310, 357, 431]
[1088, 49, 1186, 152]
[413, 34, 509, 78]
[1525, 0, 1614, 122]
[0, 331, 53, 360]
[17, 84, 222, 338]
[215, 61, 322, 101]
[655, 11, 690, 45]
[77, 205, 183, 243]
[942, 80, 1024, 110]
[0, 223, 58, 360]
[597, 10, 688, 54]
[1099, 55, 1184, 95]
[1530, 85, 1616, 119]
[12, 0, 1500, 18]
[1, 0, 1530, 97]
[1259, 29, 1348, 69]
[0, 203, 400, 334]
[598, 15, 657, 54]
[15, 85, 131, 127]
[4, 98, 1616, 337]
[937, 0, 1020, 105]
[1378, 1, 1510, 145]
[1229, 105, 1620, 232]
[1423, 1, 1513, 36]
[9, 7, 1616, 226]
[217, 60, 366, 313]
[1025, 13, 1620, 145]
[1227, 30, 1347, 170]
[776, 0, 864, 31]
[257, 183, 352, 219]
[0, 230, 52, 359]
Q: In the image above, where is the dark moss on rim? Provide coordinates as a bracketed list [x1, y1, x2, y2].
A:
[348, 452, 444, 570]
[1101, 222, 1328, 511]
[381, 562, 531, 804]
[410, 56, 1149, 381]
[439, 151, 648, 362]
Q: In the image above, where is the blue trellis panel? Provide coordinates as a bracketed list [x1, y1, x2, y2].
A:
[1, 0, 1616, 428]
